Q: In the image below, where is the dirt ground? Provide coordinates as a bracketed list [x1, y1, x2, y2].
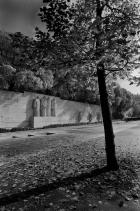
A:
[0, 122, 140, 210]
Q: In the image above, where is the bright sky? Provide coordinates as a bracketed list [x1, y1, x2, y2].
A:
[118, 79, 140, 94]
[118, 69, 140, 94]
[0, 0, 140, 94]
[0, 0, 42, 36]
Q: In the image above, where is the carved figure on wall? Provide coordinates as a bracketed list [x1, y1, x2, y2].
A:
[46, 97, 50, 116]
[77, 111, 82, 123]
[40, 96, 47, 116]
[96, 111, 102, 122]
[51, 98, 56, 116]
[87, 112, 93, 123]
[32, 96, 40, 116]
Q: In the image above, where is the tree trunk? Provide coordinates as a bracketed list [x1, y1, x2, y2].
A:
[97, 65, 119, 170]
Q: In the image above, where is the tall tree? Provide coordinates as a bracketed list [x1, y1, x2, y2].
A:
[52, 64, 99, 102]
[36, 0, 140, 170]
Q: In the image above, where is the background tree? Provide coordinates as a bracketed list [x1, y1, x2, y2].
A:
[0, 64, 15, 89]
[13, 68, 53, 92]
[0, 31, 54, 92]
[36, 0, 140, 170]
[132, 103, 140, 117]
[110, 83, 135, 119]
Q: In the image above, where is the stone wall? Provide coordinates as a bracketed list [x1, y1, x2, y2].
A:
[0, 90, 101, 128]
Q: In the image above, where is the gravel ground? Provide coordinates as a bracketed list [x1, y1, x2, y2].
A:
[0, 123, 140, 210]
[0, 138, 105, 198]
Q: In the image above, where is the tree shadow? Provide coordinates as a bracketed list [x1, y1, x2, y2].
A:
[0, 166, 111, 206]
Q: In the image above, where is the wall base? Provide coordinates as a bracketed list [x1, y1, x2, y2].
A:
[33, 117, 60, 128]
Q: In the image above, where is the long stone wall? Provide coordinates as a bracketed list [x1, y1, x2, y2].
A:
[0, 90, 101, 128]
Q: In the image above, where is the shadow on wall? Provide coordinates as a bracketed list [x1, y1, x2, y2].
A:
[0, 90, 32, 128]
[18, 96, 33, 128]
[0, 90, 23, 106]
[56, 100, 85, 123]
[57, 99, 101, 124]
[1, 91, 38, 128]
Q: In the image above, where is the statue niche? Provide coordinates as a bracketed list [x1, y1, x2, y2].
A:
[46, 97, 50, 116]
[51, 98, 56, 116]
[40, 96, 48, 116]
[32, 96, 40, 116]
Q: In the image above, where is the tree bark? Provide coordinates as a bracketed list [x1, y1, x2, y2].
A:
[97, 65, 119, 170]
[95, 0, 118, 170]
